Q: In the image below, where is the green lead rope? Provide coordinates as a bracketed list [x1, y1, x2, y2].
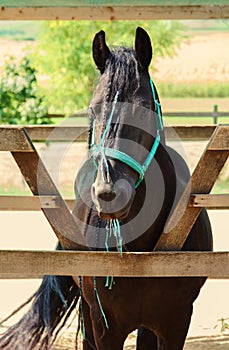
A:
[93, 276, 109, 330]
[105, 219, 122, 289]
[79, 276, 86, 340]
[92, 220, 122, 330]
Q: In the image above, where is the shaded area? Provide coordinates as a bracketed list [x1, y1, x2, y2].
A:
[54, 333, 229, 349]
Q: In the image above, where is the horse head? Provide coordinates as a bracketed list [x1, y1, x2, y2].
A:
[89, 27, 165, 221]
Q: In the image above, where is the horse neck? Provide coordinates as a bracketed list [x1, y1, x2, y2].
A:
[124, 144, 176, 252]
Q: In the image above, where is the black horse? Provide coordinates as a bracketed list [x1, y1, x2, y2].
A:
[0, 28, 212, 350]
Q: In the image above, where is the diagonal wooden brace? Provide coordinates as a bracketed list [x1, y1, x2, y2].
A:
[155, 125, 229, 251]
[7, 128, 88, 251]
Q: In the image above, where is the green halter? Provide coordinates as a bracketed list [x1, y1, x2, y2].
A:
[90, 77, 163, 188]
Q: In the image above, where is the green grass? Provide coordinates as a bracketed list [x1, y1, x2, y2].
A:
[182, 19, 229, 33]
[51, 115, 229, 126]
[0, 21, 42, 40]
[212, 178, 229, 194]
[157, 82, 229, 98]
[0, 186, 31, 196]
[54, 116, 89, 126]
[164, 116, 229, 125]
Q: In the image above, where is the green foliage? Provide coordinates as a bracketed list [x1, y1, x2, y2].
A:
[157, 81, 229, 98]
[0, 57, 49, 124]
[214, 317, 229, 333]
[32, 20, 187, 113]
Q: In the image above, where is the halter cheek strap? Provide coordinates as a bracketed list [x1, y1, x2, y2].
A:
[89, 77, 163, 188]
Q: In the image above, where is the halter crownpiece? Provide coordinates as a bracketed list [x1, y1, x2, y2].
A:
[89, 77, 163, 188]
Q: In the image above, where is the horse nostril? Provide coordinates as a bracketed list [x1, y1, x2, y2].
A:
[98, 190, 116, 202]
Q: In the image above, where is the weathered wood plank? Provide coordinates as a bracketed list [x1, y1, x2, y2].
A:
[0, 5, 228, 20]
[165, 125, 216, 141]
[22, 125, 216, 141]
[0, 127, 33, 151]
[0, 250, 228, 279]
[10, 129, 88, 250]
[1, 195, 229, 211]
[208, 125, 229, 150]
[0, 195, 61, 211]
[1, 1, 228, 6]
[25, 125, 88, 142]
[155, 126, 229, 251]
[0, 125, 217, 143]
[190, 194, 229, 209]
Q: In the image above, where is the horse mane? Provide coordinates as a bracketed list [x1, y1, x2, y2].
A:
[88, 47, 140, 149]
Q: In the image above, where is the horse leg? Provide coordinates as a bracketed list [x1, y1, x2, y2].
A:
[81, 299, 96, 350]
[90, 310, 127, 350]
[93, 327, 126, 350]
[157, 305, 193, 350]
[136, 327, 158, 349]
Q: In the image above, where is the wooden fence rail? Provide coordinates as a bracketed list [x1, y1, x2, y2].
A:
[1, 2, 229, 20]
[0, 250, 228, 279]
[0, 125, 218, 142]
[164, 105, 229, 124]
[0, 125, 228, 279]
[0, 194, 229, 211]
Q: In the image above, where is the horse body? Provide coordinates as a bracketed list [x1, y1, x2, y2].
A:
[73, 28, 212, 349]
[77, 148, 212, 349]
[81, 209, 211, 350]
[0, 27, 212, 350]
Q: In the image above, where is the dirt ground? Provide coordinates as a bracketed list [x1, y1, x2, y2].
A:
[153, 32, 229, 84]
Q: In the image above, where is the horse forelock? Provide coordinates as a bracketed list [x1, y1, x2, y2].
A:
[88, 47, 140, 148]
[104, 47, 140, 103]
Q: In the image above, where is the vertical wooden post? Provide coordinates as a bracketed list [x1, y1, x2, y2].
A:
[213, 105, 218, 124]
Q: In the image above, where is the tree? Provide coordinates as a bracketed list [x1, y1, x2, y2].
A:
[33, 21, 186, 114]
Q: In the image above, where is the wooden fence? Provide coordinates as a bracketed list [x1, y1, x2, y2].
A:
[0, 125, 228, 279]
[1, 1, 229, 20]
[164, 105, 229, 124]
[0, 0, 229, 281]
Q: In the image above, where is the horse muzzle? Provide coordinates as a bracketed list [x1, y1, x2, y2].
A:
[91, 178, 135, 220]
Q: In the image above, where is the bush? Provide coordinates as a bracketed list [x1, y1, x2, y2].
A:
[0, 57, 49, 124]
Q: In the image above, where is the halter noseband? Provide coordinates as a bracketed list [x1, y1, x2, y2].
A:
[89, 77, 163, 188]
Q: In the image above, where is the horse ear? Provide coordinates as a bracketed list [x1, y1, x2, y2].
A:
[92, 30, 111, 74]
[135, 27, 152, 70]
